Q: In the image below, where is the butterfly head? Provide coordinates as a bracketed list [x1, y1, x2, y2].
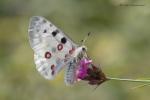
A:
[78, 45, 88, 58]
[81, 45, 87, 52]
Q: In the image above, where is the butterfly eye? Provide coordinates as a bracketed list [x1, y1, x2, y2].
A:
[82, 47, 86, 51]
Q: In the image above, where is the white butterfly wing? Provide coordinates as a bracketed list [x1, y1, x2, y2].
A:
[28, 16, 77, 80]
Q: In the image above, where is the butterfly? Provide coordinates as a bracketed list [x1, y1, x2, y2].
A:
[28, 16, 107, 86]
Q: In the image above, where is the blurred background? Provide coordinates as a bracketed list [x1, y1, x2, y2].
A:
[0, 0, 150, 100]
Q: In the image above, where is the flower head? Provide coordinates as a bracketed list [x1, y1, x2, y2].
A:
[77, 58, 92, 79]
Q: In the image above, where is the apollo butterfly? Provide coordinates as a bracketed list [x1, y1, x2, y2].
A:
[28, 16, 107, 86]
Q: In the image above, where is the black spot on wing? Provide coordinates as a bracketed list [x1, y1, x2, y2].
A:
[61, 37, 67, 44]
[52, 31, 57, 36]
[52, 30, 59, 37]
[43, 29, 47, 33]
[50, 24, 53, 27]
[42, 19, 47, 23]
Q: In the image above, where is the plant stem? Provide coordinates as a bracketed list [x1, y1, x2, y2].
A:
[107, 77, 150, 83]
[131, 83, 150, 89]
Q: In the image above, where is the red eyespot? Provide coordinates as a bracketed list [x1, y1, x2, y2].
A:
[45, 52, 51, 59]
[51, 70, 55, 75]
[57, 44, 63, 51]
[51, 64, 55, 70]
[51, 64, 55, 75]
[69, 47, 75, 54]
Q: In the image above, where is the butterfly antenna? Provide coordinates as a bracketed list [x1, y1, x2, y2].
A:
[81, 32, 91, 45]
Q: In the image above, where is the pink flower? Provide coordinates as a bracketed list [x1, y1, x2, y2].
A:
[77, 59, 92, 80]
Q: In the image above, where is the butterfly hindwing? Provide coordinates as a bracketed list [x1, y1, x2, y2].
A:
[28, 16, 77, 79]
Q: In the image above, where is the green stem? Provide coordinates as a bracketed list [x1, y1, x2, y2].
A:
[107, 77, 150, 83]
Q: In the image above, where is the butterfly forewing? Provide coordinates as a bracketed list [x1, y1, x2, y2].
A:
[28, 16, 78, 80]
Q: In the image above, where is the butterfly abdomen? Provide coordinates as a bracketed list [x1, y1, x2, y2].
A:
[65, 59, 77, 85]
